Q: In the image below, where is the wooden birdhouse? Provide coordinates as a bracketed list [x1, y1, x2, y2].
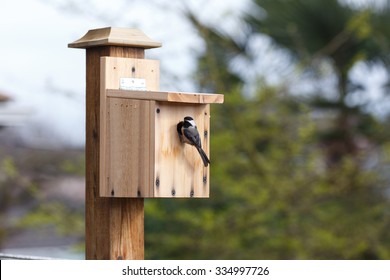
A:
[100, 57, 223, 197]
[69, 27, 223, 260]
[99, 50, 223, 199]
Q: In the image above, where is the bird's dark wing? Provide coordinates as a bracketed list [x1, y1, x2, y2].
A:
[183, 126, 202, 148]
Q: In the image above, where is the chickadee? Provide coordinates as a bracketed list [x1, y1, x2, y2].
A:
[177, 116, 210, 167]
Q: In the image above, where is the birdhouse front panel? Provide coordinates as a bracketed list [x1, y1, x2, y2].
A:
[154, 102, 210, 198]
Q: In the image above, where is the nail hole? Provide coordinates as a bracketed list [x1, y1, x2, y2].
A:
[171, 189, 176, 196]
[156, 108, 160, 114]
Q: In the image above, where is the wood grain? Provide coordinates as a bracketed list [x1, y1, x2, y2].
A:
[107, 99, 150, 197]
[85, 46, 145, 260]
[106, 89, 224, 104]
[110, 198, 144, 260]
[100, 57, 159, 197]
[154, 103, 210, 197]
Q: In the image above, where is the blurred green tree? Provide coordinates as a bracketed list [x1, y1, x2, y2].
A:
[246, 0, 390, 165]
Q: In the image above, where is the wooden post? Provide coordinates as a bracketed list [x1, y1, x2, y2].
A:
[68, 27, 161, 259]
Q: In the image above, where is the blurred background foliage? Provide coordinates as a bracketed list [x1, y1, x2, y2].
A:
[145, 0, 390, 259]
[1, 0, 390, 259]
[0, 148, 85, 254]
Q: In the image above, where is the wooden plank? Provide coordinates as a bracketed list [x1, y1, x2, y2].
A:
[154, 102, 210, 198]
[100, 57, 159, 197]
[107, 98, 151, 197]
[167, 92, 222, 104]
[106, 89, 224, 104]
[101, 57, 160, 90]
[148, 101, 156, 197]
[85, 46, 145, 260]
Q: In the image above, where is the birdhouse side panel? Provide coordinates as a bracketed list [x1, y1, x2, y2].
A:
[154, 102, 210, 198]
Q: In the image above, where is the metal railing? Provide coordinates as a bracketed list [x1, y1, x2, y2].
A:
[0, 253, 57, 260]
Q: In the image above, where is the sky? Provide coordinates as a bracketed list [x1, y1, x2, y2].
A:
[0, 0, 389, 147]
[0, 0, 248, 147]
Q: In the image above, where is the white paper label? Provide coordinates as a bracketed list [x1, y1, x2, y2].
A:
[119, 78, 146, 90]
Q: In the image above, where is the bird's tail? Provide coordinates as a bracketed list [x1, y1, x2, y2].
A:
[196, 146, 210, 167]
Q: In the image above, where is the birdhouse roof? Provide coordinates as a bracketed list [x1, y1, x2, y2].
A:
[68, 27, 162, 49]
